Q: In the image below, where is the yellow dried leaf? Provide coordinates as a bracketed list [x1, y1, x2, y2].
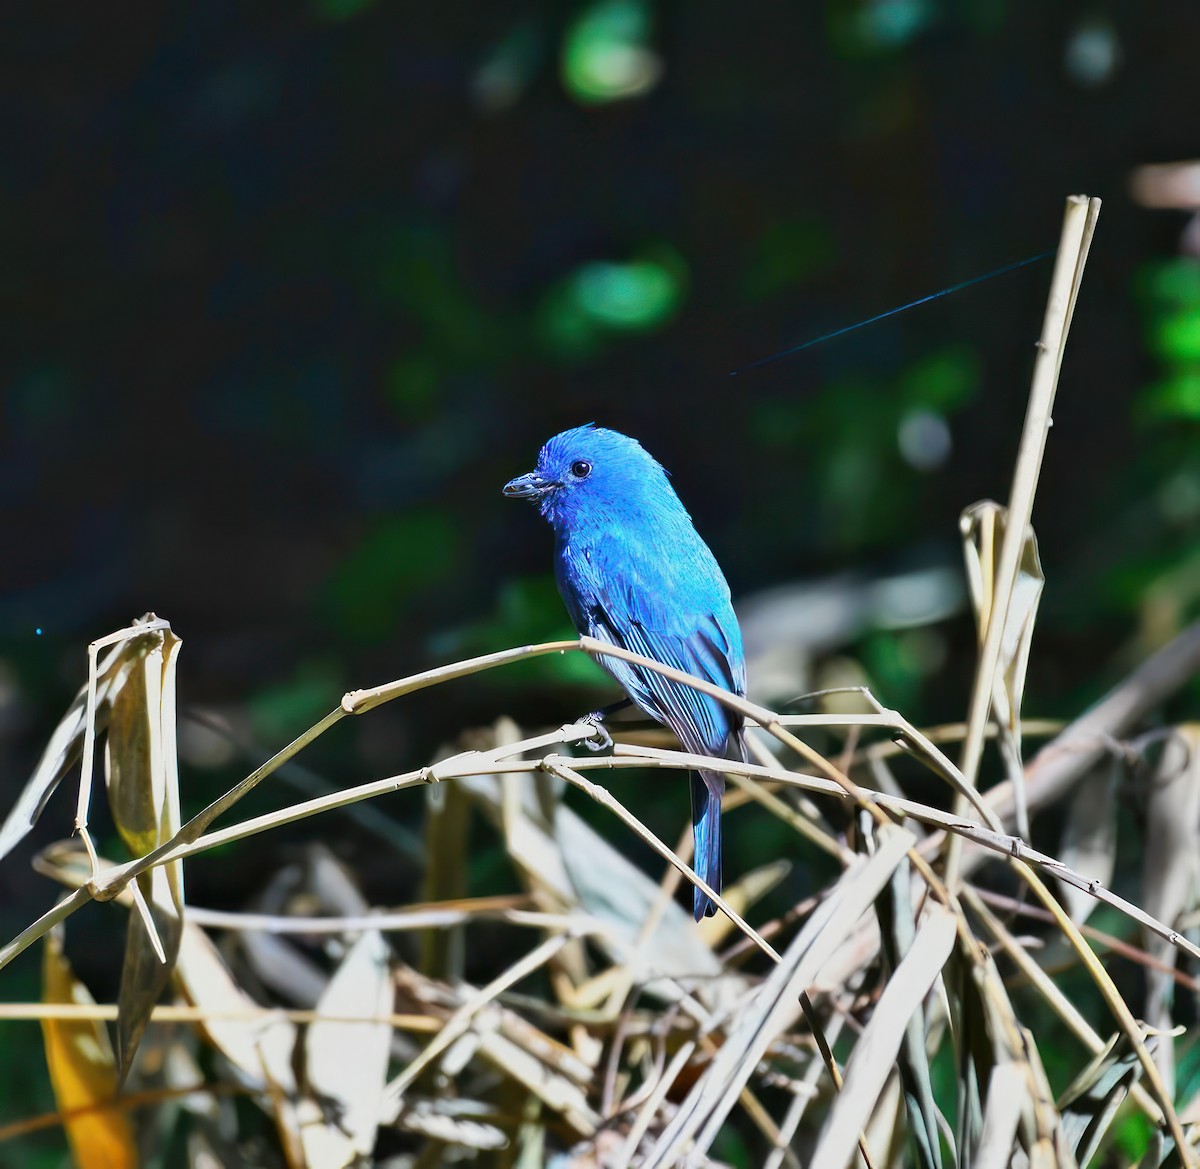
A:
[40, 932, 138, 1169]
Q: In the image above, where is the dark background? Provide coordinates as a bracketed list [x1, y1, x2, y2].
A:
[2, 1, 1200, 983]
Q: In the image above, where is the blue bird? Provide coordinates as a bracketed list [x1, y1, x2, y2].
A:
[503, 425, 747, 920]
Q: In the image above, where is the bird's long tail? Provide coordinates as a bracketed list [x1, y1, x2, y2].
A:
[690, 770, 724, 920]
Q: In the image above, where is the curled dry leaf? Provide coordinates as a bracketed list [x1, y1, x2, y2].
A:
[105, 623, 186, 1084]
[3, 617, 187, 1087]
[0, 615, 169, 859]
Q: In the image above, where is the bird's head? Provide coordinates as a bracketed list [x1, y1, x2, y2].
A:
[502, 424, 677, 529]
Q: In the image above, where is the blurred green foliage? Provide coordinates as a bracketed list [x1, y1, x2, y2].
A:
[248, 659, 345, 740]
[742, 218, 838, 302]
[322, 512, 461, 641]
[747, 344, 978, 552]
[1088, 256, 1200, 635]
[1140, 260, 1200, 417]
[827, 0, 939, 57]
[448, 575, 612, 689]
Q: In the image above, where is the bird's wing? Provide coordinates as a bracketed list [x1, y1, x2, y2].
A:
[588, 594, 744, 759]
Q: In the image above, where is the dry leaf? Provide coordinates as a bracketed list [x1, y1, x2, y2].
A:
[645, 826, 916, 1168]
[810, 905, 957, 1169]
[1057, 757, 1120, 925]
[1058, 1031, 1143, 1165]
[1141, 726, 1200, 1096]
[106, 624, 186, 1084]
[961, 501, 1045, 837]
[0, 616, 168, 859]
[40, 930, 138, 1169]
[298, 929, 394, 1168]
[9, 617, 187, 1086]
[174, 922, 308, 1165]
[392, 1096, 506, 1149]
[477, 1020, 599, 1137]
[174, 924, 298, 1094]
[972, 1063, 1027, 1169]
[459, 752, 723, 992]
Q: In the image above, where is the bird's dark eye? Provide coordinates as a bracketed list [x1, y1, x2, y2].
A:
[570, 460, 592, 479]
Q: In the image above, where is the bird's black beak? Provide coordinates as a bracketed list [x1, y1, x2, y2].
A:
[502, 471, 559, 500]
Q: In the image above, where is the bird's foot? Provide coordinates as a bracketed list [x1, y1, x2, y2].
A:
[580, 711, 614, 753]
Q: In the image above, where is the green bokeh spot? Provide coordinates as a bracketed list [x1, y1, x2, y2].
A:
[828, 0, 935, 58]
[1153, 309, 1200, 364]
[899, 344, 979, 411]
[1140, 257, 1200, 306]
[474, 20, 542, 111]
[572, 260, 680, 329]
[864, 0, 935, 46]
[748, 398, 808, 448]
[562, 0, 659, 104]
[710, 1124, 751, 1168]
[538, 253, 686, 359]
[1142, 370, 1200, 421]
[11, 362, 75, 434]
[1156, 467, 1200, 523]
[488, 575, 575, 645]
[861, 633, 923, 699]
[1110, 1108, 1154, 1164]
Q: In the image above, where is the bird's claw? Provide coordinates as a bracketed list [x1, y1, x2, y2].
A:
[581, 713, 613, 753]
